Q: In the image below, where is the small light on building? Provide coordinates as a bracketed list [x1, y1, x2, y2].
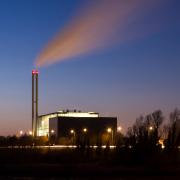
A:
[107, 128, 112, 133]
[83, 128, 87, 133]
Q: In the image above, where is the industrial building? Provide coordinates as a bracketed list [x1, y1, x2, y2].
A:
[37, 110, 117, 145]
[32, 70, 117, 145]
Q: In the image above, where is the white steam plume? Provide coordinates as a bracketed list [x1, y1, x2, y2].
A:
[35, 0, 161, 67]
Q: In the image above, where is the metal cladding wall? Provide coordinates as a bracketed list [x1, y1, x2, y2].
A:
[49, 116, 117, 144]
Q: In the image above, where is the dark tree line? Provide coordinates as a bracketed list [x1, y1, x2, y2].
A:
[117, 109, 180, 154]
[164, 108, 180, 152]
[125, 110, 164, 152]
[0, 135, 49, 147]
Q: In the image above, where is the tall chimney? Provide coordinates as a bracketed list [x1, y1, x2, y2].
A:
[32, 70, 39, 137]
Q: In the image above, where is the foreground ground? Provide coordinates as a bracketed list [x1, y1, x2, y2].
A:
[0, 147, 180, 179]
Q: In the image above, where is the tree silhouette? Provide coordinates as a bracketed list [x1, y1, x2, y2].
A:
[127, 110, 163, 152]
[165, 108, 180, 152]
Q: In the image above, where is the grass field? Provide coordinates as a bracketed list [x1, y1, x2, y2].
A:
[0, 147, 180, 179]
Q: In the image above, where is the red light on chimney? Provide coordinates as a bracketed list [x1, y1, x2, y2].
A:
[32, 70, 39, 74]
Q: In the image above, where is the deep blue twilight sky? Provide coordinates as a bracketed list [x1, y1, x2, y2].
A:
[0, 0, 180, 135]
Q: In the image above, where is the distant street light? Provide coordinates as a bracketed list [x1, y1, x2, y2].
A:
[107, 128, 113, 145]
[149, 126, 153, 131]
[28, 131, 32, 135]
[70, 129, 75, 144]
[83, 128, 87, 133]
[107, 128, 112, 133]
[51, 129, 55, 134]
[50, 129, 55, 146]
[19, 130, 23, 136]
[117, 126, 122, 132]
[70, 129, 75, 134]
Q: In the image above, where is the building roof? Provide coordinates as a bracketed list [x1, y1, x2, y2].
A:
[39, 110, 99, 118]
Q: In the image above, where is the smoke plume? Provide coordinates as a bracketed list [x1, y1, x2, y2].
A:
[35, 0, 161, 67]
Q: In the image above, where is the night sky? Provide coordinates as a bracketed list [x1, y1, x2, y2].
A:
[0, 0, 180, 135]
